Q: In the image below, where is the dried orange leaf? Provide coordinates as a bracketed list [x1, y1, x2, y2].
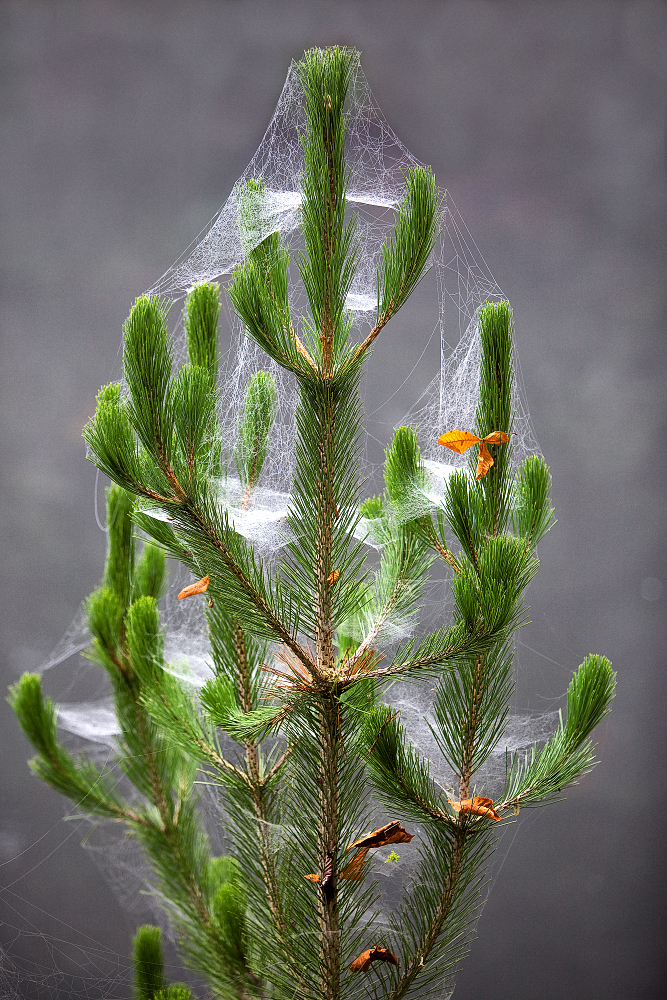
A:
[475, 441, 494, 480]
[437, 429, 481, 454]
[340, 847, 369, 881]
[448, 796, 502, 821]
[327, 570, 339, 584]
[306, 829, 412, 889]
[347, 821, 414, 852]
[177, 575, 210, 600]
[482, 431, 510, 445]
[350, 946, 399, 973]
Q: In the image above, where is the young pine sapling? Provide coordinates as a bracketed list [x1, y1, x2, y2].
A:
[10, 46, 614, 1000]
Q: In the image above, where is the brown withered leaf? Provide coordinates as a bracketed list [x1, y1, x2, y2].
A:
[177, 575, 210, 600]
[305, 847, 369, 885]
[475, 441, 494, 480]
[349, 946, 399, 973]
[437, 430, 480, 454]
[448, 796, 502, 821]
[327, 570, 339, 584]
[339, 847, 369, 881]
[305, 822, 414, 886]
[346, 821, 414, 852]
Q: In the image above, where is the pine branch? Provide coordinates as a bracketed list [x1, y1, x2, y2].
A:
[361, 705, 451, 826]
[358, 619, 493, 682]
[473, 301, 514, 537]
[233, 622, 289, 938]
[261, 745, 293, 786]
[414, 511, 461, 573]
[53, 487, 257, 995]
[386, 829, 492, 1000]
[296, 46, 358, 371]
[89, 406, 315, 669]
[204, 600, 302, 990]
[228, 242, 316, 378]
[177, 498, 316, 670]
[133, 925, 168, 1000]
[184, 282, 220, 381]
[498, 655, 615, 811]
[387, 834, 465, 1000]
[457, 656, 486, 800]
[8, 673, 154, 828]
[429, 644, 513, 797]
[110, 600, 217, 945]
[236, 179, 317, 373]
[353, 167, 441, 362]
[234, 372, 278, 508]
[342, 528, 433, 676]
[443, 471, 484, 575]
[512, 455, 555, 553]
[141, 678, 251, 788]
[85, 297, 311, 667]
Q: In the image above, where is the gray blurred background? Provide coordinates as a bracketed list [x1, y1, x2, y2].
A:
[1, 1, 665, 997]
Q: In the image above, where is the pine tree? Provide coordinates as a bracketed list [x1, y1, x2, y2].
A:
[9, 46, 614, 1000]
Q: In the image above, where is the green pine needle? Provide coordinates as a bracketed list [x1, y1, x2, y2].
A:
[133, 925, 167, 1000]
[184, 282, 220, 381]
[234, 371, 278, 496]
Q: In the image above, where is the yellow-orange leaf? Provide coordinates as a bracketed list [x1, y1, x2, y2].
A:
[482, 431, 510, 445]
[327, 570, 339, 584]
[448, 796, 502, 821]
[437, 429, 480, 454]
[349, 946, 399, 973]
[347, 821, 414, 852]
[177, 575, 210, 600]
[475, 441, 494, 480]
[304, 872, 320, 883]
